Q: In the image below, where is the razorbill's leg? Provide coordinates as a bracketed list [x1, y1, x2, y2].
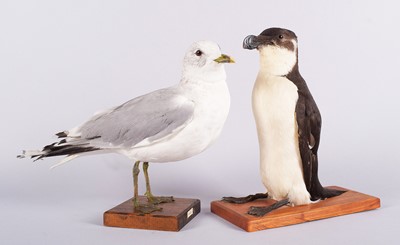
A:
[248, 199, 289, 217]
[222, 193, 269, 204]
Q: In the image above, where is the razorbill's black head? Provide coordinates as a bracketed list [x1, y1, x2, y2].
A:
[243, 28, 297, 51]
[243, 28, 298, 76]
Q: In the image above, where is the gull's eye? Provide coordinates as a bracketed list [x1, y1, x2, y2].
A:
[278, 35, 284, 39]
[195, 50, 203, 56]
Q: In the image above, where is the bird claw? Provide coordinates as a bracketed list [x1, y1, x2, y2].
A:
[247, 199, 289, 217]
[222, 193, 268, 204]
[223, 196, 253, 204]
[134, 203, 163, 214]
[132, 196, 173, 214]
[247, 206, 270, 217]
[147, 195, 175, 205]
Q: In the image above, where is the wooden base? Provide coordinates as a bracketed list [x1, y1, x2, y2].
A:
[104, 196, 200, 231]
[211, 186, 380, 232]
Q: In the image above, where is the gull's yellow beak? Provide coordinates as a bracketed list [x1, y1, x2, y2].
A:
[214, 54, 235, 63]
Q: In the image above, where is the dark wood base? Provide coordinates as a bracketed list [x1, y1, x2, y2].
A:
[211, 186, 380, 232]
[104, 196, 200, 231]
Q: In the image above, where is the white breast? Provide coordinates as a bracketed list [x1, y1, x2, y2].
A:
[252, 74, 310, 205]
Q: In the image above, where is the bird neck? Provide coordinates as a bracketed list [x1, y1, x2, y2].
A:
[258, 46, 297, 77]
[181, 66, 227, 84]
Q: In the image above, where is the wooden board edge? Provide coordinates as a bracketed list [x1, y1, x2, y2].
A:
[211, 201, 249, 231]
[176, 199, 201, 231]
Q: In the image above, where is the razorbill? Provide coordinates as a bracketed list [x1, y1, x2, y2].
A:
[224, 28, 345, 217]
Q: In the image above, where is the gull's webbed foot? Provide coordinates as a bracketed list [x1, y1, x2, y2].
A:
[132, 198, 163, 214]
[222, 193, 268, 204]
[146, 194, 175, 205]
[135, 203, 163, 214]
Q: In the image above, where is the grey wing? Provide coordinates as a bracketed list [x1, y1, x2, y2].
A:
[77, 88, 194, 148]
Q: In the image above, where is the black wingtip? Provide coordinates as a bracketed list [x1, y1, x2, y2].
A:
[56, 131, 68, 138]
[43, 142, 57, 151]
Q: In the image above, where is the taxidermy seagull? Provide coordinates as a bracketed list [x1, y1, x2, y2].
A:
[223, 28, 345, 216]
[18, 40, 234, 214]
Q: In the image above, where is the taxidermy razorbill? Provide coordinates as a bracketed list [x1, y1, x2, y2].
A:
[18, 41, 234, 214]
[223, 28, 345, 217]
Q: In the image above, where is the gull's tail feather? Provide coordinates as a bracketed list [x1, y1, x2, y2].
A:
[50, 155, 79, 169]
[18, 143, 99, 161]
[17, 132, 100, 163]
[17, 150, 43, 159]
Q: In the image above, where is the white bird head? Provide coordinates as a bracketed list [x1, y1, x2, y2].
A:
[182, 41, 234, 82]
[243, 28, 298, 76]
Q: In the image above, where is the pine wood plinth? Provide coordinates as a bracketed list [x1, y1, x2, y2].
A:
[211, 186, 380, 232]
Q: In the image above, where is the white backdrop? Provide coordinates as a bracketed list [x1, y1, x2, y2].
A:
[1, 0, 399, 244]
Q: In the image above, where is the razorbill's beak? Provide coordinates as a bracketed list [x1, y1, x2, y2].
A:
[214, 54, 235, 63]
[243, 35, 260, 50]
